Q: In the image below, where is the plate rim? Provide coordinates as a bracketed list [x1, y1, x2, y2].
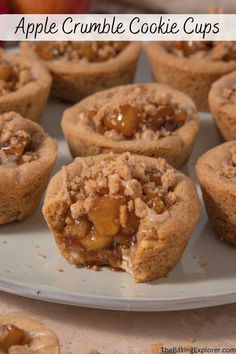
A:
[0, 276, 235, 311]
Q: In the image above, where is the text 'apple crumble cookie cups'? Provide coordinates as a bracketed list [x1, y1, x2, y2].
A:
[196, 142, 236, 246]
[0, 49, 52, 122]
[146, 41, 236, 111]
[61, 83, 199, 169]
[209, 71, 236, 141]
[43, 152, 200, 283]
[0, 314, 60, 354]
[0, 112, 57, 224]
[20, 41, 141, 102]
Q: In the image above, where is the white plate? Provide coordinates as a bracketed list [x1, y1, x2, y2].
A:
[0, 50, 235, 312]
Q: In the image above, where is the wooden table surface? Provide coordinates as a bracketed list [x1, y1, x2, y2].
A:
[0, 291, 235, 353]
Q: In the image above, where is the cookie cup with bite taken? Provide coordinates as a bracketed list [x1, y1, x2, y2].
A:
[0, 314, 60, 354]
[146, 41, 236, 111]
[61, 83, 199, 169]
[43, 152, 200, 282]
[0, 112, 57, 224]
[209, 70, 236, 141]
[20, 41, 141, 102]
[196, 141, 236, 245]
[0, 49, 52, 122]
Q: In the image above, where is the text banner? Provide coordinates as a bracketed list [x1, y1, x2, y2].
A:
[0, 14, 235, 41]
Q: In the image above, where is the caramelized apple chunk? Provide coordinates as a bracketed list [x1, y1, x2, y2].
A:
[35, 42, 60, 61]
[58, 153, 176, 269]
[96, 98, 188, 140]
[63, 197, 140, 253]
[79, 43, 99, 62]
[114, 234, 134, 247]
[122, 211, 139, 235]
[2, 132, 31, 157]
[64, 216, 92, 239]
[0, 63, 13, 81]
[147, 194, 166, 214]
[88, 196, 126, 236]
[0, 324, 28, 352]
[64, 215, 113, 251]
[80, 228, 113, 251]
[175, 110, 188, 124]
[157, 104, 175, 119]
[103, 104, 141, 138]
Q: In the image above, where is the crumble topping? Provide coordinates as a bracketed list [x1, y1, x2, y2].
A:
[222, 84, 236, 103]
[222, 147, 236, 179]
[171, 41, 236, 61]
[61, 152, 177, 269]
[0, 54, 32, 96]
[34, 41, 128, 63]
[0, 324, 30, 353]
[0, 113, 39, 167]
[78, 86, 191, 141]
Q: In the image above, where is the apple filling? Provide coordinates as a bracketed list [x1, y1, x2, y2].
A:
[0, 324, 30, 353]
[59, 153, 176, 269]
[0, 59, 32, 96]
[35, 41, 128, 63]
[84, 88, 189, 142]
[171, 41, 236, 61]
[99, 103, 187, 139]
[222, 147, 236, 179]
[0, 114, 38, 167]
[63, 195, 140, 268]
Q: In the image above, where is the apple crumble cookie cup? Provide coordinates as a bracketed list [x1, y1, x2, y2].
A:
[43, 152, 200, 283]
[146, 41, 236, 111]
[209, 70, 236, 141]
[0, 112, 57, 224]
[0, 49, 52, 122]
[61, 83, 199, 169]
[0, 314, 60, 354]
[20, 41, 141, 102]
[196, 141, 236, 246]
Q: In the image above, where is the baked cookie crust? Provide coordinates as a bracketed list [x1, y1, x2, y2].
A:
[196, 141, 236, 245]
[209, 70, 236, 141]
[146, 42, 236, 111]
[0, 112, 57, 224]
[61, 83, 199, 169]
[43, 153, 200, 283]
[0, 50, 52, 122]
[21, 41, 141, 102]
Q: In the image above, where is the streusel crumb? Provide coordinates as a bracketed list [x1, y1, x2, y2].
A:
[172, 41, 236, 61]
[60, 152, 177, 269]
[78, 86, 191, 141]
[0, 53, 32, 96]
[0, 112, 39, 167]
[34, 41, 128, 63]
